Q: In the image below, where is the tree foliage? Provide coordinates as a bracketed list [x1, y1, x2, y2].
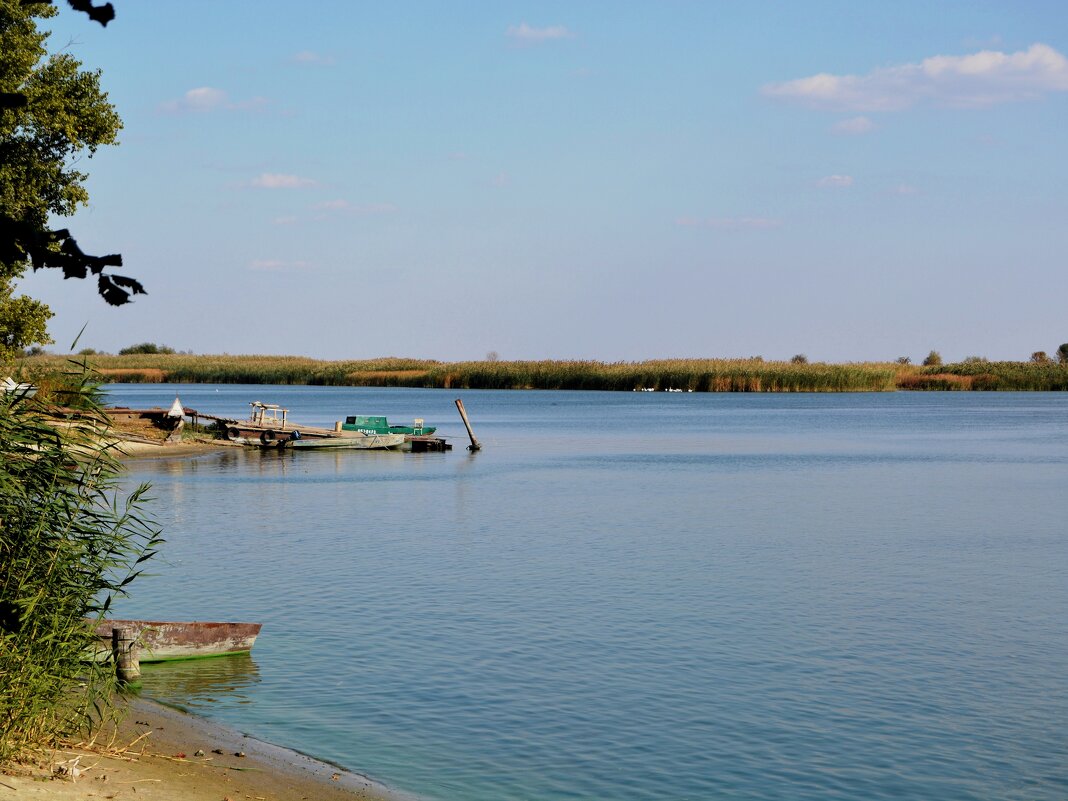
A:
[0, 369, 162, 761]
[0, 0, 142, 361]
[118, 342, 174, 355]
[922, 350, 943, 367]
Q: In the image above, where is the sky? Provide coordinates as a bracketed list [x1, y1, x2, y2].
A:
[16, 1, 1068, 362]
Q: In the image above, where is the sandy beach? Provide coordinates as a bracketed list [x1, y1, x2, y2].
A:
[1, 697, 408, 801]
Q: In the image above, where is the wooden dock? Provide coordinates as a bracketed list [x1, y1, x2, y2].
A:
[408, 435, 452, 452]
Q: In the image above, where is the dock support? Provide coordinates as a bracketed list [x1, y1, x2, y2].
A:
[454, 398, 481, 452]
[112, 627, 141, 685]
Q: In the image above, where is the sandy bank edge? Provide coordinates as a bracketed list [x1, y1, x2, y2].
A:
[2, 696, 415, 801]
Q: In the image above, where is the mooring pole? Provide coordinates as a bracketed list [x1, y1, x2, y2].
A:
[455, 398, 481, 452]
[112, 627, 141, 685]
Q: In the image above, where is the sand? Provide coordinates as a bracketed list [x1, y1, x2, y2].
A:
[1, 697, 410, 801]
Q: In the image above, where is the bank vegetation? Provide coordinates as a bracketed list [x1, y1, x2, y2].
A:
[19, 354, 1068, 391]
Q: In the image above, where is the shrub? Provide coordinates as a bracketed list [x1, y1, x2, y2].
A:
[923, 350, 943, 367]
[118, 343, 175, 355]
[1031, 351, 1050, 364]
[790, 354, 808, 364]
[896, 356, 911, 365]
[1058, 343, 1068, 364]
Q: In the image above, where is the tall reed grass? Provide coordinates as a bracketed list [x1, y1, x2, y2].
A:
[24, 353, 1068, 391]
[27, 355, 905, 391]
[0, 364, 162, 763]
[919, 361, 1068, 391]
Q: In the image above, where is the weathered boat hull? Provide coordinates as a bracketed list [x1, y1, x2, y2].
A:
[96, 620, 261, 662]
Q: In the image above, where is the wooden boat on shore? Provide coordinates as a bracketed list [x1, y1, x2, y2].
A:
[96, 620, 261, 662]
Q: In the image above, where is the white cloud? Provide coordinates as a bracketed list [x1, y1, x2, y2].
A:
[159, 87, 227, 113]
[272, 215, 299, 226]
[763, 43, 1068, 111]
[891, 183, 919, 195]
[831, 116, 876, 135]
[248, 259, 312, 272]
[676, 216, 782, 230]
[292, 51, 335, 66]
[817, 175, 854, 188]
[159, 87, 268, 114]
[250, 173, 317, 189]
[314, 199, 351, 210]
[506, 22, 573, 43]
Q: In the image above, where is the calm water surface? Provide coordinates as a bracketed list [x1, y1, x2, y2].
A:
[105, 386, 1068, 801]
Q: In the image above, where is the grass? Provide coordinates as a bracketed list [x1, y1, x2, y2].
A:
[21, 353, 1068, 391]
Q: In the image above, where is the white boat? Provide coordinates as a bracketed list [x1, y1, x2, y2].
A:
[284, 430, 405, 450]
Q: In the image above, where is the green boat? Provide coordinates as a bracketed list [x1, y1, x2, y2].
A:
[342, 415, 436, 436]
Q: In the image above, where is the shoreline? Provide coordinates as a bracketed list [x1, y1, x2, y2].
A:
[2, 696, 415, 800]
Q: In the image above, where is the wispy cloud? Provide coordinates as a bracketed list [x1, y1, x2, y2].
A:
[817, 175, 854, 188]
[313, 199, 397, 214]
[890, 183, 919, 195]
[250, 173, 317, 189]
[248, 259, 312, 272]
[506, 22, 573, 43]
[831, 116, 876, 135]
[272, 215, 299, 226]
[676, 216, 782, 230]
[291, 50, 335, 66]
[763, 43, 1068, 111]
[159, 86, 268, 114]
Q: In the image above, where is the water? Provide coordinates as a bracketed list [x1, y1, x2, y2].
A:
[105, 386, 1068, 801]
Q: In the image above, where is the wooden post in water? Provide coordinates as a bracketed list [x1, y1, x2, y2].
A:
[455, 398, 481, 452]
[112, 627, 141, 685]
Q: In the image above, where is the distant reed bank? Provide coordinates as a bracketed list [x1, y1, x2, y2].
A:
[24, 355, 1068, 391]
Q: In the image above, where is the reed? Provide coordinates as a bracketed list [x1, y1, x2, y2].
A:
[23, 353, 1068, 391]
[918, 361, 1068, 391]
[26, 354, 904, 391]
[0, 363, 162, 763]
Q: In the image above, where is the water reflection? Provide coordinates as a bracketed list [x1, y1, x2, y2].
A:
[139, 654, 261, 711]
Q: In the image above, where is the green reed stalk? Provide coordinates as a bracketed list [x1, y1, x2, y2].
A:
[0, 363, 163, 764]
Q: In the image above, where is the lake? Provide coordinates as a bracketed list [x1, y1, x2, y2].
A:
[105, 385, 1068, 801]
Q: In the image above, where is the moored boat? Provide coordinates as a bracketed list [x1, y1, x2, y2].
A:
[220, 402, 404, 449]
[342, 415, 437, 437]
[96, 620, 261, 662]
[284, 430, 405, 450]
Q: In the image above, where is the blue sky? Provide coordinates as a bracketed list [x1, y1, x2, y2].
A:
[18, 1, 1068, 362]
